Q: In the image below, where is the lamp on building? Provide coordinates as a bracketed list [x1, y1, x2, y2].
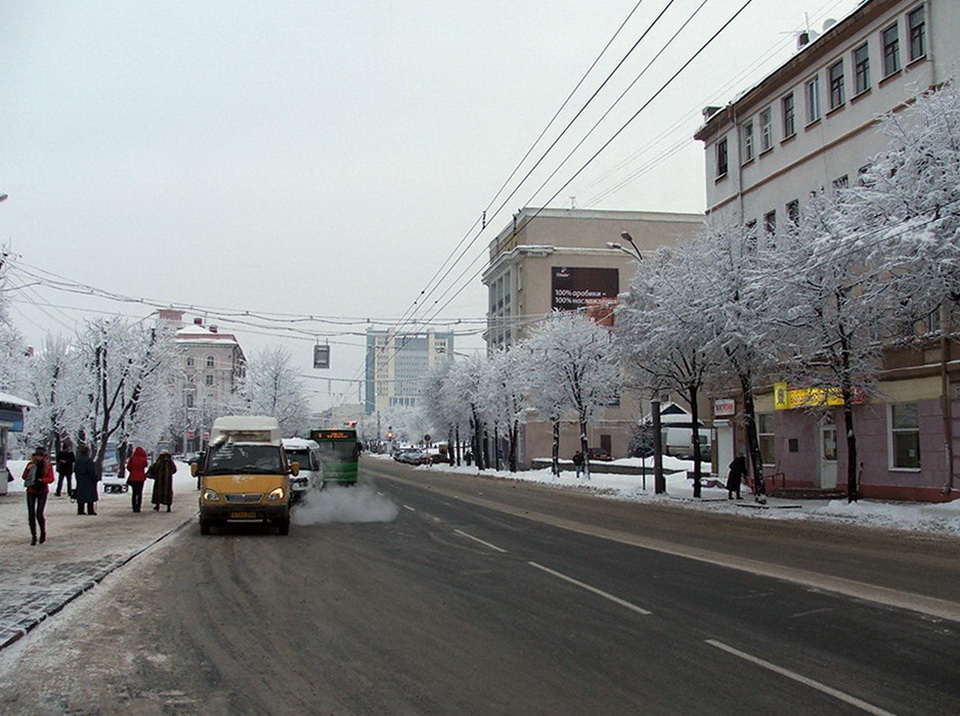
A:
[619, 231, 644, 262]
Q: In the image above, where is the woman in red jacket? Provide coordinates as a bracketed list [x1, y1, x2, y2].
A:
[22, 446, 55, 545]
[126, 446, 149, 513]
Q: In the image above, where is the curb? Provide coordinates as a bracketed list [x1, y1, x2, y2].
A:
[0, 513, 195, 652]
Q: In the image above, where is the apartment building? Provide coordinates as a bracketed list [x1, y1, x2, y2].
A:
[694, 0, 959, 500]
[482, 207, 702, 467]
[158, 310, 247, 452]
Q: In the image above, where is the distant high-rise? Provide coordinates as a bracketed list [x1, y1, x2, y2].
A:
[364, 329, 454, 415]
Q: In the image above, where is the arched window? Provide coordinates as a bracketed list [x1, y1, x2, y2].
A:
[206, 355, 215, 369]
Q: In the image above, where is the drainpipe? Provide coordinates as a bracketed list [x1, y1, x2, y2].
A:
[941, 303, 955, 494]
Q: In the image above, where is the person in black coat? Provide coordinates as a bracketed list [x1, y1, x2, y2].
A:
[74, 444, 100, 515]
[726, 455, 747, 500]
[55, 441, 76, 497]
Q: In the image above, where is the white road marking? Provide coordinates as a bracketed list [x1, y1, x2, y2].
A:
[453, 529, 508, 553]
[403, 505, 415, 511]
[706, 639, 897, 716]
[527, 562, 652, 616]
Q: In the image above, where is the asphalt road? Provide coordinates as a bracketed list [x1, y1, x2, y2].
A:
[1, 457, 958, 715]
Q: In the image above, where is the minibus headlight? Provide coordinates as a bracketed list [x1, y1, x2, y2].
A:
[267, 487, 285, 501]
[202, 489, 220, 502]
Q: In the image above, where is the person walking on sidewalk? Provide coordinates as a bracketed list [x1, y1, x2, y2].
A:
[55, 440, 76, 498]
[726, 455, 747, 500]
[126, 446, 148, 512]
[22, 447, 55, 545]
[572, 450, 585, 479]
[148, 452, 176, 512]
[74, 444, 100, 515]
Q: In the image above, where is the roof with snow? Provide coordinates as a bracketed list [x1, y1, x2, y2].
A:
[0, 391, 36, 408]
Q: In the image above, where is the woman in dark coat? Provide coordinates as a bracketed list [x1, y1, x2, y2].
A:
[726, 455, 747, 500]
[74, 444, 100, 515]
[126, 446, 149, 513]
[148, 452, 177, 512]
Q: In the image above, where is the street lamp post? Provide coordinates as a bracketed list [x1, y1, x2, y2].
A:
[611, 231, 666, 494]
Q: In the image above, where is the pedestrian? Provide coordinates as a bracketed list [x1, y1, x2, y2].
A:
[572, 450, 584, 478]
[22, 447, 55, 545]
[126, 446, 149, 512]
[148, 451, 177, 512]
[55, 440, 76, 498]
[727, 455, 747, 500]
[464, 449, 473, 466]
[74, 444, 100, 515]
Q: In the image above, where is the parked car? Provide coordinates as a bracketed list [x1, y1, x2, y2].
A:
[395, 449, 429, 465]
[587, 447, 613, 461]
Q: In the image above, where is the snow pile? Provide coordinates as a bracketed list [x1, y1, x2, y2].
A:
[385, 454, 960, 538]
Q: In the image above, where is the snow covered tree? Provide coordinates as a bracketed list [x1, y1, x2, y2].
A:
[75, 317, 176, 475]
[421, 357, 459, 463]
[845, 82, 960, 316]
[762, 193, 915, 502]
[0, 248, 28, 400]
[237, 346, 310, 436]
[20, 336, 84, 454]
[617, 245, 718, 496]
[692, 222, 778, 501]
[526, 311, 621, 479]
[479, 347, 529, 472]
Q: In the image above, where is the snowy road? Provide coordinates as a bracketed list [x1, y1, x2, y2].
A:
[0, 458, 957, 714]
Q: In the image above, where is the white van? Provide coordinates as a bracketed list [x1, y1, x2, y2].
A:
[281, 437, 322, 501]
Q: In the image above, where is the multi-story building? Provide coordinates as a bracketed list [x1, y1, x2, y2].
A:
[158, 310, 247, 452]
[694, 0, 959, 500]
[483, 207, 703, 467]
[364, 329, 454, 416]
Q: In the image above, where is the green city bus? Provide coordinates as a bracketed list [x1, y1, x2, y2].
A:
[309, 428, 360, 486]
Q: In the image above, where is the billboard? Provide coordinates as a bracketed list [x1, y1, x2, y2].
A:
[551, 267, 619, 325]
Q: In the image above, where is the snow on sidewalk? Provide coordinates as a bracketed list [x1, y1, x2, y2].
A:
[0, 461, 197, 650]
[381, 453, 960, 538]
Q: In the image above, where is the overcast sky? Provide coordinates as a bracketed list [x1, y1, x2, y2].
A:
[0, 0, 861, 411]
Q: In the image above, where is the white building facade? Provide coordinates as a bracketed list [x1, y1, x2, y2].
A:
[696, 0, 957, 229]
[694, 0, 960, 501]
[158, 310, 247, 453]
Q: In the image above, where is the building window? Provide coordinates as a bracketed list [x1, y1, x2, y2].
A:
[786, 199, 800, 224]
[890, 403, 920, 469]
[185, 356, 195, 368]
[828, 60, 845, 110]
[908, 7, 926, 62]
[742, 121, 754, 162]
[205, 375, 214, 387]
[758, 413, 776, 465]
[763, 210, 776, 237]
[759, 107, 772, 152]
[716, 137, 728, 178]
[205, 355, 215, 369]
[833, 175, 849, 192]
[805, 75, 821, 124]
[186, 393, 195, 409]
[853, 43, 870, 95]
[882, 23, 900, 77]
[781, 92, 795, 139]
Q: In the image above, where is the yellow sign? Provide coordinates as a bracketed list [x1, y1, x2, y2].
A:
[774, 382, 845, 410]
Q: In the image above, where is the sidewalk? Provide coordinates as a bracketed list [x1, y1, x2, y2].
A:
[0, 466, 196, 651]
